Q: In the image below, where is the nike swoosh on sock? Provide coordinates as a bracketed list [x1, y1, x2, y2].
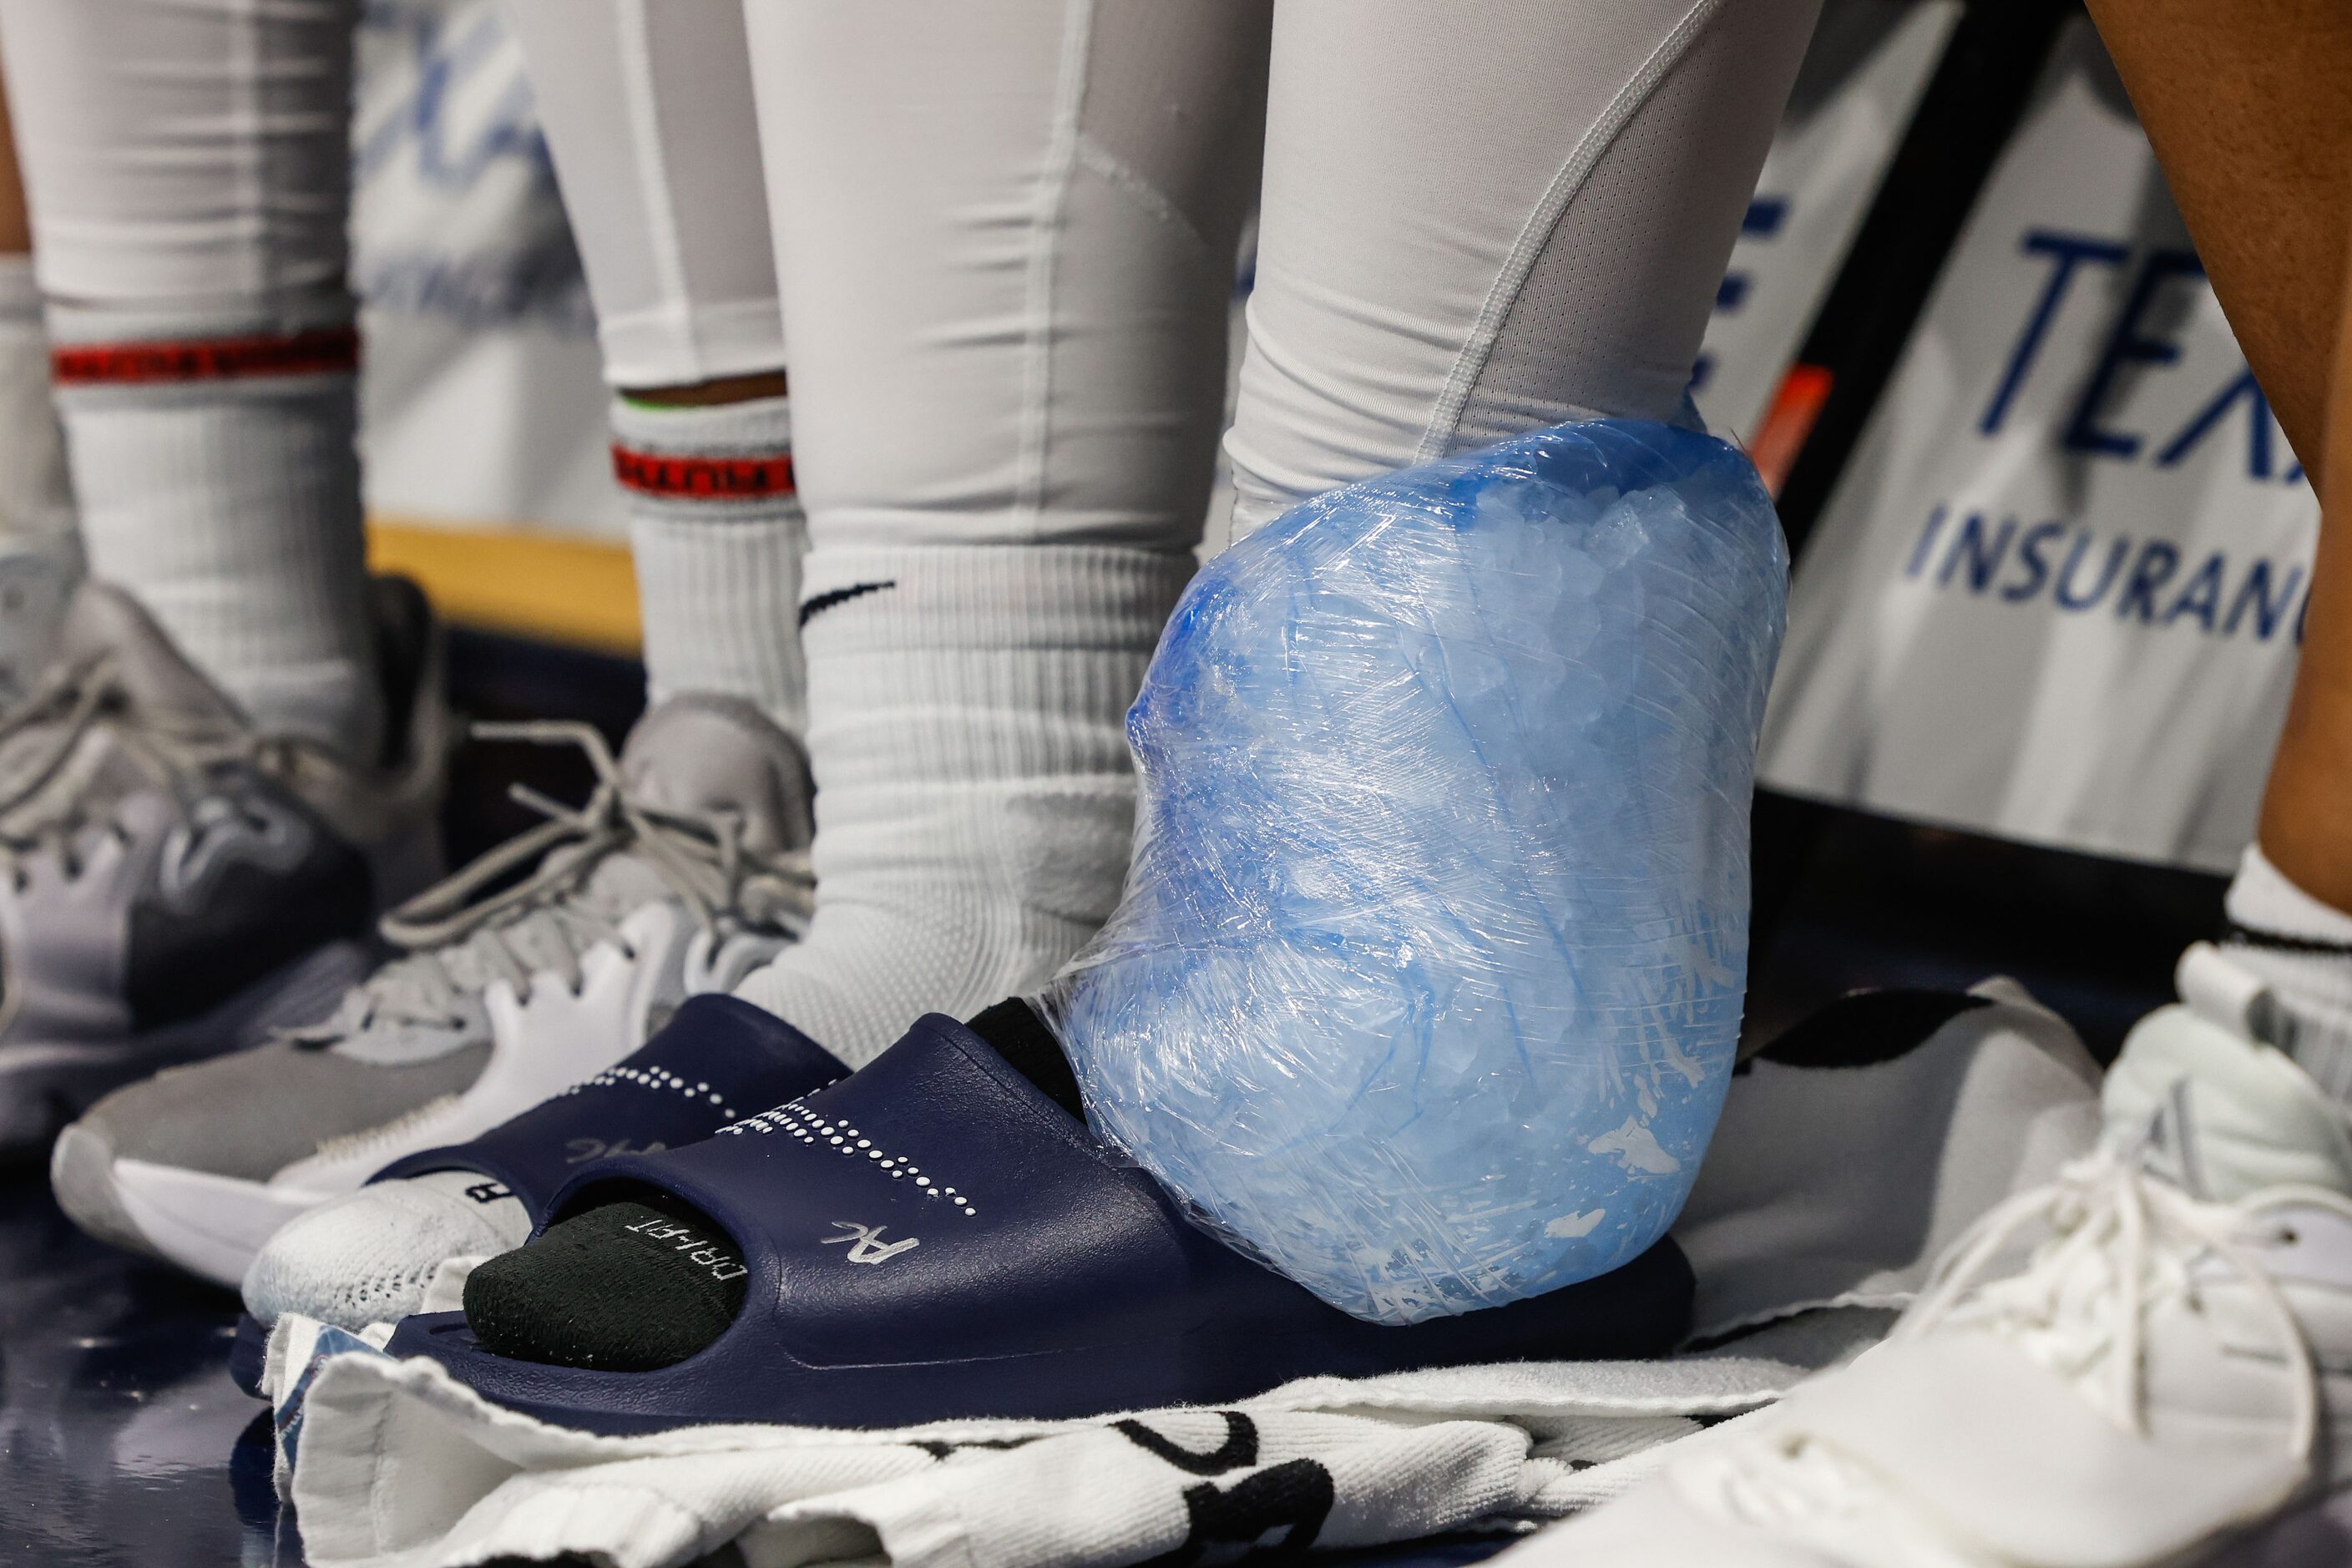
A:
[797, 580, 896, 627]
[2223, 921, 2352, 959]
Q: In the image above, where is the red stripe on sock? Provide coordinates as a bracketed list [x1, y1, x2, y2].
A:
[611, 446, 797, 500]
[52, 326, 361, 387]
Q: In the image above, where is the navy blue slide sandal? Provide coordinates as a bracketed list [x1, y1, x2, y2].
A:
[389, 1011, 1693, 1434]
[228, 994, 844, 1396]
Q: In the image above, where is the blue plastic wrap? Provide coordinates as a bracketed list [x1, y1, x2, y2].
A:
[1040, 419, 1788, 1325]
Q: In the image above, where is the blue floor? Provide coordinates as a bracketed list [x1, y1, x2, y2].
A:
[0, 631, 2213, 1565]
[0, 1171, 276, 1565]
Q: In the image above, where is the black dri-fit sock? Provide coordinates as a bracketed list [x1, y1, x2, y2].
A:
[464, 999, 1081, 1372]
[465, 1190, 749, 1372]
[965, 996, 1086, 1120]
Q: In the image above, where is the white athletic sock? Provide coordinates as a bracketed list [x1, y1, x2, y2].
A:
[611, 394, 805, 738]
[0, 257, 81, 690]
[50, 323, 381, 760]
[2217, 842, 2352, 1099]
[732, 544, 1192, 1065]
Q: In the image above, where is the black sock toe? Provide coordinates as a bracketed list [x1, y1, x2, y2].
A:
[466, 1004, 1080, 1375]
[465, 1191, 749, 1371]
[964, 997, 1086, 1121]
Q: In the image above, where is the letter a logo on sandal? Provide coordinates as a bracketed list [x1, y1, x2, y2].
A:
[822, 1220, 919, 1265]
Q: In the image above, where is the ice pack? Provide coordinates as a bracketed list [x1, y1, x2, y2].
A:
[1043, 419, 1788, 1324]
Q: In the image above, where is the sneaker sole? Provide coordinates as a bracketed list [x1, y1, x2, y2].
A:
[52, 1119, 345, 1287]
[107, 1156, 336, 1287]
[2, 938, 372, 1165]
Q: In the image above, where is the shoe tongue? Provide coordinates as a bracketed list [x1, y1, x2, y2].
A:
[2102, 1000, 2352, 1202]
[618, 695, 812, 858]
[58, 581, 245, 732]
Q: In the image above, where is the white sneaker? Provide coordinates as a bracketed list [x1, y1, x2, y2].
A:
[51, 694, 812, 1286]
[1505, 941, 2352, 1568]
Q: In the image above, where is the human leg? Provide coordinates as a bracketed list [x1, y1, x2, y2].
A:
[452, 0, 1278, 1370]
[454, 0, 1814, 1391]
[2069, 0, 2352, 1086]
[716, 0, 1267, 1063]
[0, 0, 383, 759]
[59, 0, 813, 1287]
[232, 0, 818, 1319]
[1492, 22, 2352, 1563]
[503, 0, 805, 739]
[0, 0, 458, 1166]
[2081, 0, 2352, 487]
[1050, 0, 1817, 1322]
[1225, 0, 1820, 536]
[0, 54, 78, 697]
[2187, 234, 2352, 1100]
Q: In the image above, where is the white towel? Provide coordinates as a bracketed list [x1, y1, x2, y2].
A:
[273, 1310, 1888, 1568]
[273, 979, 2100, 1568]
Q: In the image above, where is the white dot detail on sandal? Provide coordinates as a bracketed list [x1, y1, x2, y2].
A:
[716, 1098, 983, 1216]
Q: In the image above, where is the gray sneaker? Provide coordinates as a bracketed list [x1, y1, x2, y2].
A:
[0, 578, 448, 1159]
[50, 694, 813, 1286]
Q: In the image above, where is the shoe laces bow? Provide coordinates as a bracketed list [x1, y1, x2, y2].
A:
[1906, 1146, 2319, 1450]
[1719, 1149, 2323, 1530]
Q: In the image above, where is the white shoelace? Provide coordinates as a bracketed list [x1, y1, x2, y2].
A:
[292, 721, 812, 1043]
[1909, 1149, 2318, 1445]
[1717, 1149, 2321, 1529]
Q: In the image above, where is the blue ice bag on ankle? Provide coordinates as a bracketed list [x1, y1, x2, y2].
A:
[1041, 419, 1787, 1326]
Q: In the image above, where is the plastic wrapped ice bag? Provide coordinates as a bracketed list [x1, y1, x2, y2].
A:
[1039, 419, 1788, 1325]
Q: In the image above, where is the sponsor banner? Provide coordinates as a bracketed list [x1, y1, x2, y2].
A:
[1692, 0, 1959, 444]
[352, 0, 622, 538]
[1759, 20, 2316, 873]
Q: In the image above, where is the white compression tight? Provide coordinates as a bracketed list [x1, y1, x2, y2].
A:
[1231, 0, 1822, 534]
[743, 0, 1820, 545]
[728, 2, 1262, 1055]
[503, 0, 1818, 631]
[500, 0, 785, 392]
[0, 0, 782, 383]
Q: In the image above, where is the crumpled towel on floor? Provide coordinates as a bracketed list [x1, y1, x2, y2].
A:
[271, 977, 2104, 1568]
[272, 1309, 1887, 1568]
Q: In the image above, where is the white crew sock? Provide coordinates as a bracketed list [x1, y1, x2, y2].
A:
[732, 544, 1193, 1065]
[611, 394, 805, 738]
[50, 323, 380, 761]
[0, 257, 81, 692]
[2218, 842, 2352, 1099]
